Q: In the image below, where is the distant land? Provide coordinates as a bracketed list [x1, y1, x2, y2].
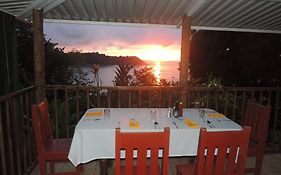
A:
[61, 52, 146, 66]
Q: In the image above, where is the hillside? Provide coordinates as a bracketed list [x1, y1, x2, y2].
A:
[62, 52, 146, 66]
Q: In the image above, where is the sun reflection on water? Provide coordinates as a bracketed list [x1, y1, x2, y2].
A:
[154, 62, 161, 84]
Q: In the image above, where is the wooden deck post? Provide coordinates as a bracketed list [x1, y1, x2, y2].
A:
[33, 9, 45, 103]
[179, 15, 191, 87]
[179, 15, 191, 105]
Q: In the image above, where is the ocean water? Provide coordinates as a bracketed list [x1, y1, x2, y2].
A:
[82, 61, 180, 86]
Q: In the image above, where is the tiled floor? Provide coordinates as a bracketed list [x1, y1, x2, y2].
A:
[31, 153, 281, 175]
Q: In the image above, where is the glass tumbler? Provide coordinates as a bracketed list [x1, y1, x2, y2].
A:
[150, 109, 157, 123]
[199, 109, 206, 123]
[104, 108, 111, 120]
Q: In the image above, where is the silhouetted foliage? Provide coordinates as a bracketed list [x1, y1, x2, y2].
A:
[131, 66, 157, 86]
[113, 64, 134, 86]
[190, 31, 281, 87]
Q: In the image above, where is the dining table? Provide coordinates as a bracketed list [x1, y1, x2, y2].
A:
[68, 108, 241, 175]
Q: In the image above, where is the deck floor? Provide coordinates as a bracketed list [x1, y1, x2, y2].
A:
[31, 153, 281, 175]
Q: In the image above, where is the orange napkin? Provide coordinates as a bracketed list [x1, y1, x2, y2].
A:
[85, 111, 103, 117]
[184, 118, 199, 128]
[129, 119, 140, 128]
[208, 113, 224, 118]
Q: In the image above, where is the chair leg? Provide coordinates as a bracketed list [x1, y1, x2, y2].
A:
[50, 161, 55, 173]
[38, 159, 47, 175]
[255, 154, 264, 175]
[75, 164, 82, 175]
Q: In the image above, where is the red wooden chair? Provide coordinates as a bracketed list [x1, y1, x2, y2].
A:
[32, 103, 81, 175]
[115, 127, 170, 175]
[38, 101, 53, 140]
[176, 126, 251, 175]
[243, 100, 271, 175]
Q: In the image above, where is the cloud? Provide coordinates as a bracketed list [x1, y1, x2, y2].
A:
[44, 22, 181, 60]
[44, 22, 180, 47]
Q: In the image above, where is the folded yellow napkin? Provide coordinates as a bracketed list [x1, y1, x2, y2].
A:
[85, 111, 103, 117]
[184, 118, 199, 128]
[208, 113, 224, 118]
[129, 119, 140, 128]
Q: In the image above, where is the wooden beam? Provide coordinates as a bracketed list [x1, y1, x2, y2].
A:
[179, 15, 190, 87]
[33, 9, 45, 103]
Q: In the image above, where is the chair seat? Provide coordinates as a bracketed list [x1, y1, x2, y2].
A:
[247, 141, 258, 157]
[176, 163, 195, 175]
[44, 138, 72, 160]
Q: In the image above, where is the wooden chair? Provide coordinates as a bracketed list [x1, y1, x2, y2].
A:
[32, 103, 81, 175]
[115, 127, 170, 175]
[176, 126, 251, 175]
[243, 100, 271, 175]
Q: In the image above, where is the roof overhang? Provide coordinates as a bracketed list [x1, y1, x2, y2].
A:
[1, 0, 281, 34]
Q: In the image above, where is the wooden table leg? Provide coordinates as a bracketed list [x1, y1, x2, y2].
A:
[99, 159, 109, 175]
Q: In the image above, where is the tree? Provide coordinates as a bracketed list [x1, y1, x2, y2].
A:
[113, 64, 133, 86]
[16, 21, 91, 86]
[90, 64, 102, 86]
[131, 66, 157, 86]
[190, 30, 281, 87]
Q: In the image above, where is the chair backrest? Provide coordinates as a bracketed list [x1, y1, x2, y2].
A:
[243, 100, 271, 145]
[38, 101, 52, 140]
[196, 127, 251, 175]
[31, 103, 52, 155]
[115, 128, 170, 175]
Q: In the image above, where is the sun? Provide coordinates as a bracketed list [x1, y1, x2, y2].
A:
[136, 45, 180, 61]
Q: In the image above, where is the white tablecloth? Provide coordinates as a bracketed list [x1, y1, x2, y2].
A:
[68, 108, 241, 166]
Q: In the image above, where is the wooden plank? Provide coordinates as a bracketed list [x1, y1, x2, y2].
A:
[139, 90, 142, 108]
[86, 89, 90, 108]
[259, 90, 263, 104]
[149, 91, 152, 108]
[11, 98, 22, 175]
[215, 89, 219, 111]
[168, 90, 172, 107]
[118, 90, 121, 108]
[206, 91, 209, 108]
[108, 90, 111, 108]
[128, 91, 131, 108]
[0, 105, 7, 175]
[158, 89, 162, 108]
[33, 9, 45, 103]
[54, 89, 58, 139]
[24, 92, 32, 164]
[179, 15, 190, 86]
[19, 94, 27, 171]
[76, 89, 79, 122]
[65, 89, 69, 138]
[232, 90, 237, 121]
[5, 101, 15, 174]
[224, 91, 228, 115]
[241, 91, 246, 123]
[272, 91, 280, 139]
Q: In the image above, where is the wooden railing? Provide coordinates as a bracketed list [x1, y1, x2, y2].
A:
[0, 86, 36, 175]
[1, 85, 281, 175]
[45, 85, 281, 151]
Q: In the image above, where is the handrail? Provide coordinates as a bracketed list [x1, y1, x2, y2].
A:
[0, 86, 35, 102]
[44, 85, 281, 152]
[0, 85, 36, 175]
[44, 85, 281, 91]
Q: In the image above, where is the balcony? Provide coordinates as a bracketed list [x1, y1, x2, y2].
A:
[1, 85, 281, 174]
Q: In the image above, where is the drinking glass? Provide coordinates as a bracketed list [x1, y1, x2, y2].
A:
[198, 109, 206, 123]
[150, 109, 157, 123]
[104, 108, 111, 120]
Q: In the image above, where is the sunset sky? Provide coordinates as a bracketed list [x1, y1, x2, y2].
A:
[44, 22, 181, 61]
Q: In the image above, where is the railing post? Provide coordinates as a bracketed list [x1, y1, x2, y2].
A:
[33, 9, 45, 103]
[179, 15, 191, 87]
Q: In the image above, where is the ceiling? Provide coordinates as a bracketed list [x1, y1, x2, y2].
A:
[1, 0, 281, 34]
